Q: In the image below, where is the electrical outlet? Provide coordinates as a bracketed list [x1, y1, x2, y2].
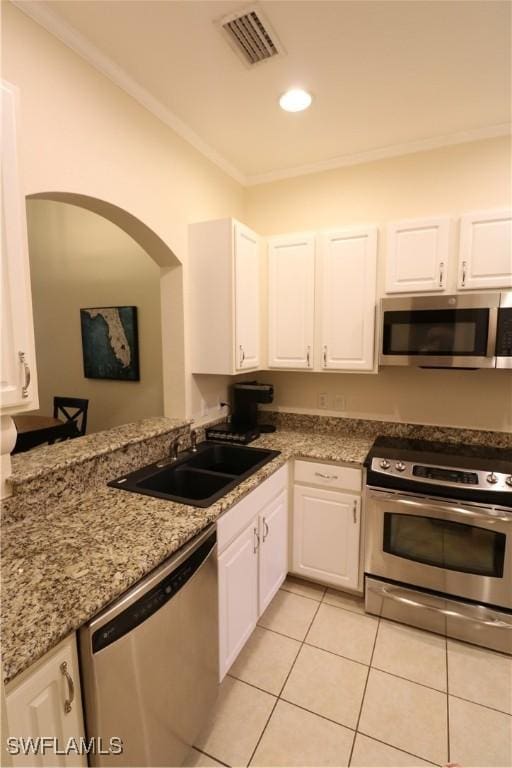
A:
[318, 392, 329, 409]
[334, 394, 346, 411]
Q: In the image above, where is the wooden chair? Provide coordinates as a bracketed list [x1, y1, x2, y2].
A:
[52, 396, 89, 439]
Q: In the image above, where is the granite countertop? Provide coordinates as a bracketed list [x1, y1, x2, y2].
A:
[1, 428, 373, 684]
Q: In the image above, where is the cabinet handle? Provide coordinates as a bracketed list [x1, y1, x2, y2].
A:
[60, 661, 75, 714]
[306, 346, 311, 368]
[262, 517, 269, 542]
[253, 527, 260, 554]
[461, 260, 467, 287]
[323, 345, 327, 367]
[439, 261, 444, 287]
[353, 500, 358, 524]
[314, 471, 338, 480]
[18, 351, 31, 398]
[239, 345, 245, 367]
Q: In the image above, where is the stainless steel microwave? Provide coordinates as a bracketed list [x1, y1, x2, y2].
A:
[379, 292, 512, 369]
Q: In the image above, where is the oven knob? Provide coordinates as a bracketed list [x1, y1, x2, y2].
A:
[395, 461, 406, 472]
[506, 476, 512, 487]
[379, 460, 391, 470]
[486, 472, 499, 485]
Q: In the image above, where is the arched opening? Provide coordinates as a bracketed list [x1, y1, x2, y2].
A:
[25, 192, 186, 430]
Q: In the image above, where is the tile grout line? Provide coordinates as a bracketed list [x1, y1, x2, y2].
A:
[354, 730, 441, 767]
[445, 634, 451, 765]
[259, 605, 512, 716]
[247, 590, 324, 766]
[194, 747, 231, 767]
[347, 615, 381, 767]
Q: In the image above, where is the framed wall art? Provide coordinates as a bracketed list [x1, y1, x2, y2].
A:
[80, 306, 140, 381]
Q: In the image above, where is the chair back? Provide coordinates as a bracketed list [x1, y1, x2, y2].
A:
[53, 396, 89, 437]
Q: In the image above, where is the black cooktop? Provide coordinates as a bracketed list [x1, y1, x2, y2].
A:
[365, 435, 512, 507]
[364, 435, 512, 474]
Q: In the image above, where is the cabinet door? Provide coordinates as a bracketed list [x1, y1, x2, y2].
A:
[258, 489, 288, 615]
[218, 518, 259, 680]
[459, 209, 512, 290]
[234, 223, 260, 370]
[268, 234, 315, 369]
[386, 217, 449, 293]
[6, 635, 85, 767]
[319, 227, 377, 371]
[1, 82, 37, 412]
[292, 485, 360, 590]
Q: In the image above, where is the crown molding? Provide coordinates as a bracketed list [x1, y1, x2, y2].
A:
[245, 123, 511, 186]
[10, 0, 248, 186]
[11, 1, 511, 190]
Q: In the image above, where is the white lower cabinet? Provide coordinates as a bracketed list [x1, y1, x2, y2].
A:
[292, 461, 362, 591]
[5, 635, 86, 767]
[258, 489, 288, 614]
[218, 519, 259, 679]
[217, 466, 288, 680]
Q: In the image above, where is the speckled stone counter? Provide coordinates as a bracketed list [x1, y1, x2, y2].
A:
[2, 411, 509, 684]
[1, 425, 372, 684]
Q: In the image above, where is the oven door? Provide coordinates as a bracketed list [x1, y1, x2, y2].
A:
[379, 294, 498, 368]
[365, 489, 512, 609]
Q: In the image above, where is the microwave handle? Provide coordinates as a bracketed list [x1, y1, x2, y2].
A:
[368, 490, 512, 524]
[488, 307, 498, 358]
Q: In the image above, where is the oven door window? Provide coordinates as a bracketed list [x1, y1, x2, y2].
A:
[383, 513, 506, 577]
[382, 308, 489, 356]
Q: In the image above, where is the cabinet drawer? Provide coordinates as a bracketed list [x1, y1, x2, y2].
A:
[217, 464, 288, 553]
[294, 460, 361, 492]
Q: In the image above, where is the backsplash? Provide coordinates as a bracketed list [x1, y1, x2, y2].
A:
[260, 410, 512, 449]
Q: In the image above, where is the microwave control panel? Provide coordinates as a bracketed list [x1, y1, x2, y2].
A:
[497, 307, 512, 356]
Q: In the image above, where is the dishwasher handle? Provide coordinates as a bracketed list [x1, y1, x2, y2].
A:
[91, 530, 216, 654]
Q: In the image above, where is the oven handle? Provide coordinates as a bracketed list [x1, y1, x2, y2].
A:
[369, 583, 512, 630]
[367, 491, 512, 524]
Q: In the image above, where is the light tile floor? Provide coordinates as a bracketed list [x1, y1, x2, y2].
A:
[190, 576, 512, 767]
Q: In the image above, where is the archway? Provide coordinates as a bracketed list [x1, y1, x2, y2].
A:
[26, 192, 186, 419]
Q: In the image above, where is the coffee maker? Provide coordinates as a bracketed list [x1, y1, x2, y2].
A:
[206, 381, 275, 444]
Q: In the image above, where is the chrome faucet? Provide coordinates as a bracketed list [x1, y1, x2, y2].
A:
[156, 437, 181, 468]
[190, 429, 198, 452]
[169, 437, 181, 461]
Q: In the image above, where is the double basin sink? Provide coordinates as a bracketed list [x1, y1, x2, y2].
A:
[109, 441, 281, 507]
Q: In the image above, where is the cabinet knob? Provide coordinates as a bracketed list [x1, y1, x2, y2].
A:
[253, 527, 260, 554]
[60, 661, 75, 714]
[461, 260, 467, 287]
[18, 351, 31, 398]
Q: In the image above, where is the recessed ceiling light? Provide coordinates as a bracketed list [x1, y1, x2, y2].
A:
[279, 88, 312, 113]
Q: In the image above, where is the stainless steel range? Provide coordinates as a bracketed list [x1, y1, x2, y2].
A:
[364, 436, 512, 654]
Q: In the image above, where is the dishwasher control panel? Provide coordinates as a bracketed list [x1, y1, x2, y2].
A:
[92, 532, 216, 653]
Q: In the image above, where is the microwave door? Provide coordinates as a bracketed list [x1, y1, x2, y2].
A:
[380, 296, 498, 368]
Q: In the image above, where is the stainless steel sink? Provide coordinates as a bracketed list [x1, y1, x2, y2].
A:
[108, 441, 280, 507]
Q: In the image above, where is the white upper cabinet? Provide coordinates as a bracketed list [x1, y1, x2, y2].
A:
[1, 81, 38, 413]
[385, 217, 450, 294]
[189, 218, 260, 375]
[234, 223, 260, 369]
[458, 209, 512, 290]
[268, 233, 315, 369]
[318, 227, 378, 371]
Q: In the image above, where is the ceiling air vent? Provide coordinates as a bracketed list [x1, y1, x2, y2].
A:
[218, 5, 285, 67]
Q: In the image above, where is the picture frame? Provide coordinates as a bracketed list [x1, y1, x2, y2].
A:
[80, 306, 140, 381]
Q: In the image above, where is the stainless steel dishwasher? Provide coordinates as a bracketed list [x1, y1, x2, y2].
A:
[79, 525, 218, 767]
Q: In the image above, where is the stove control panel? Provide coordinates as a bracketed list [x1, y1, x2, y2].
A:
[371, 457, 512, 493]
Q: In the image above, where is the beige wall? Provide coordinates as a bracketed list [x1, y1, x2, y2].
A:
[26, 199, 164, 433]
[1, 2, 245, 421]
[246, 137, 512, 432]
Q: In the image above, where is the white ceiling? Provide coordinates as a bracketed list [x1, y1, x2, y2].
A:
[14, 0, 512, 185]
